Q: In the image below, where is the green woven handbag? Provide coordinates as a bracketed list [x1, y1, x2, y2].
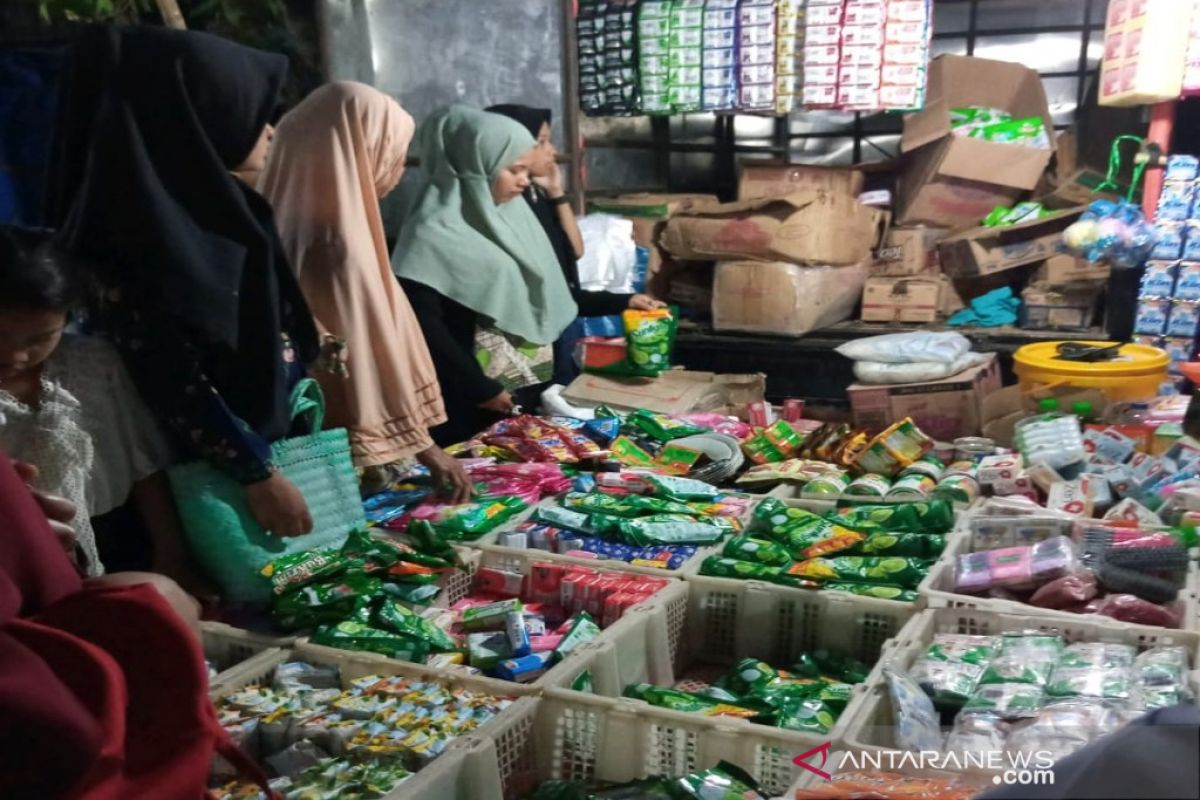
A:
[168, 378, 364, 603]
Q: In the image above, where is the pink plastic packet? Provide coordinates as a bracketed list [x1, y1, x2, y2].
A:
[1083, 594, 1183, 628]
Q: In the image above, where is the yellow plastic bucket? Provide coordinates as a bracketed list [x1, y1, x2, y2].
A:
[1013, 341, 1169, 402]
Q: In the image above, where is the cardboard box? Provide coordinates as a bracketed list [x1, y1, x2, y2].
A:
[661, 191, 887, 265]
[562, 369, 766, 415]
[847, 353, 1002, 440]
[937, 207, 1085, 277]
[712, 259, 869, 336]
[860, 276, 943, 323]
[1020, 283, 1102, 330]
[896, 55, 1057, 229]
[586, 193, 718, 278]
[1034, 254, 1111, 286]
[737, 160, 865, 200]
[872, 225, 946, 276]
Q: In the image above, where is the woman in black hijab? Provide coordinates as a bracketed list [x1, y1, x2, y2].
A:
[44, 26, 320, 538]
[485, 104, 663, 387]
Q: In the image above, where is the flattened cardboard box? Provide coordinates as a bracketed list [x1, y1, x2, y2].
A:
[713, 260, 869, 336]
[847, 354, 1002, 441]
[937, 206, 1085, 277]
[897, 55, 1057, 229]
[661, 191, 887, 266]
[860, 276, 943, 323]
[563, 369, 766, 415]
[737, 161, 866, 200]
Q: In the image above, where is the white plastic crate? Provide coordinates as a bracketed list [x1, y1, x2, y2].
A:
[920, 523, 1200, 633]
[841, 606, 1200, 762]
[294, 544, 687, 692]
[535, 576, 917, 795]
[201, 620, 294, 692]
[209, 646, 534, 800]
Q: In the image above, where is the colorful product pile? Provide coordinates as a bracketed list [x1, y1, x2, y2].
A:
[497, 474, 747, 570]
[578, 0, 640, 116]
[698, 497, 950, 601]
[625, 652, 869, 735]
[949, 106, 1050, 148]
[209, 661, 512, 799]
[586, 0, 932, 116]
[1136, 154, 1200, 375]
[889, 631, 1194, 762]
[525, 761, 768, 800]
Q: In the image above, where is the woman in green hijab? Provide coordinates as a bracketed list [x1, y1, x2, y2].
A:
[393, 106, 577, 445]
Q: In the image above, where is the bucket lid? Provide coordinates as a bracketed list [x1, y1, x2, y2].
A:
[1014, 341, 1169, 376]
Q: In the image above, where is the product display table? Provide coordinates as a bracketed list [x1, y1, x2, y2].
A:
[675, 322, 1106, 406]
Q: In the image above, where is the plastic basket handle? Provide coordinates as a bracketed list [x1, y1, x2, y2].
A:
[288, 377, 325, 433]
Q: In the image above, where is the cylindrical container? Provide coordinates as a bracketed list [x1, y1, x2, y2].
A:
[783, 398, 806, 422]
[954, 436, 995, 462]
[886, 472, 936, 501]
[1014, 341, 1168, 402]
[845, 473, 892, 498]
[934, 473, 980, 503]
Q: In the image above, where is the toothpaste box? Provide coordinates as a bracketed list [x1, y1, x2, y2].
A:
[1047, 479, 1092, 517]
[1167, 299, 1200, 337]
[807, 3, 844, 24]
[1135, 296, 1171, 335]
[1167, 154, 1200, 182]
[1141, 260, 1178, 297]
[978, 454, 1023, 484]
[1156, 181, 1196, 222]
[1153, 222, 1186, 261]
[1183, 222, 1200, 261]
[1164, 336, 1194, 374]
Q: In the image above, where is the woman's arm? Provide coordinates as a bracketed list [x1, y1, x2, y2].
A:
[536, 161, 584, 258]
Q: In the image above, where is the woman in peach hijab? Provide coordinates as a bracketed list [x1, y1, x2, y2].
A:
[259, 81, 470, 499]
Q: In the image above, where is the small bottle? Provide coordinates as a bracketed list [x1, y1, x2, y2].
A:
[1071, 401, 1095, 424]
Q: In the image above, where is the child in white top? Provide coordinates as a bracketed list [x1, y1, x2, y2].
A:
[0, 226, 180, 577]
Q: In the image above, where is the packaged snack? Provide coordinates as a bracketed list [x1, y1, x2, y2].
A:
[851, 532, 944, 559]
[1045, 667, 1132, 700]
[494, 651, 553, 683]
[945, 711, 1010, 758]
[610, 435, 658, 467]
[374, 599, 459, 652]
[642, 473, 720, 501]
[1028, 572, 1099, 609]
[555, 612, 601, 660]
[624, 683, 760, 718]
[655, 443, 705, 474]
[787, 556, 928, 589]
[980, 633, 1063, 687]
[677, 762, 768, 800]
[563, 491, 695, 518]
[828, 501, 954, 534]
[311, 620, 430, 662]
[716, 658, 780, 696]
[723, 536, 793, 566]
[461, 598, 524, 631]
[884, 668, 943, 752]
[776, 696, 837, 734]
[262, 549, 346, 595]
[627, 408, 706, 441]
[619, 516, 726, 546]
[272, 573, 381, 630]
[963, 682, 1044, 719]
[823, 582, 918, 602]
[466, 631, 512, 669]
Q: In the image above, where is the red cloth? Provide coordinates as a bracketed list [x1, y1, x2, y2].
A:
[0, 452, 253, 799]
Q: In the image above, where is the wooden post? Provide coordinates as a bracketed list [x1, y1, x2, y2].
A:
[154, 0, 186, 29]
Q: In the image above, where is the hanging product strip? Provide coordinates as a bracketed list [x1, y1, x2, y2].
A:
[577, 0, 932, 117]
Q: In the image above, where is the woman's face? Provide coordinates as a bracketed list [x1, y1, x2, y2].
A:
[491, 148, 535, 204]
[0, 309, 67, 381]
[237, 123, 275, 174]
[530, 121, 557, 178]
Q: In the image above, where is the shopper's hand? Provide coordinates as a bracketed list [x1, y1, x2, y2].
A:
[478, 390, 516, 414]
[533, 160, 566, 198]
[629, 293, 667, 311]
[245, 472, 313, 537]
[417, 446, 474, 504]
[316, 334, 349, 378]
[15, 460, 79, 556]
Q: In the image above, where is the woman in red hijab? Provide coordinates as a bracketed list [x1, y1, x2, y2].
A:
[0, 450, 259, 799]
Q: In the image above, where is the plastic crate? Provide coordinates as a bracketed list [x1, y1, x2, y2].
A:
[201, 621, 294, 691]
[294, 545, 687, 693]
[471, 493, 764, 578]
[536, 576, 917, 795]
[209, 646, 535, 800]
[919, 522, 1200, 632]
[841, 606, 1200, 762]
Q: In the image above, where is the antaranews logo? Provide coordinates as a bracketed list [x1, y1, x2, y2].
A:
[795, 743, 1057, 788]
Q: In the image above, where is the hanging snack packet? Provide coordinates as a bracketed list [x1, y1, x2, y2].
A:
[787, 556, 929, 589]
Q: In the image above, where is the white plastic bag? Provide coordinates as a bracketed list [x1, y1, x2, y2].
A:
[836, 331, 971, 364]
[852, 351, 987, 384]
[576, 214, 637, 292]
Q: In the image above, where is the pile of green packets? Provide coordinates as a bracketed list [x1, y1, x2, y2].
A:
[262, 525, 465, 658]
[623, 652, 872, 736]
[950, 106, 1051, 149]
[525, 761, 767, 800]
[698, 498, 953, 601]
